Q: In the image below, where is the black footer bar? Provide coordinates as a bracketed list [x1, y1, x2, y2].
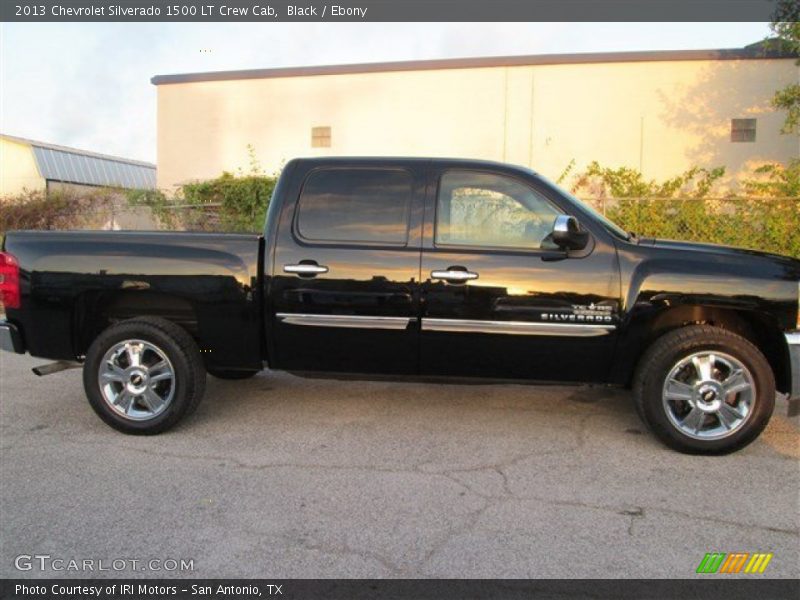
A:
[2, 579, 800, 600]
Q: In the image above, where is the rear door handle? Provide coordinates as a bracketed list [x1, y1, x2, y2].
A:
[284, 263, 329, 276]
[431, 268, 479, 282]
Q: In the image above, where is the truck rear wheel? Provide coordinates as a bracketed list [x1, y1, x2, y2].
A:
[633, 325, 774, 455]
[83, 317, 206, 434]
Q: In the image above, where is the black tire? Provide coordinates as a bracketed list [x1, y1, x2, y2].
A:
[207, 369, 260, 380]
[632, 325, 775, 455]
[83, 317, 206, 434]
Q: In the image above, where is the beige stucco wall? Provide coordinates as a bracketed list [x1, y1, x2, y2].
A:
[0, 137, 45, 196]
[156, 58, 800, 191]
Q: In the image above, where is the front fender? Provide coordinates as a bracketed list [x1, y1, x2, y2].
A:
[608, 245, 799, 386]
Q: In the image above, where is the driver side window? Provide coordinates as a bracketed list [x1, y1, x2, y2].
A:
[435, 171, 560, 250]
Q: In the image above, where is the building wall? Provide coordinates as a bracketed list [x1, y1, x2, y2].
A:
[156, 58, 800, 191]
[0, 138, 45, 196]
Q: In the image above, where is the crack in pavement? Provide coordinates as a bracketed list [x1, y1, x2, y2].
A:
[290, 536, 409, 577]
[417, 497, 494, 574]
[5, 428, 798, 541]
[619, 507, 645, 536]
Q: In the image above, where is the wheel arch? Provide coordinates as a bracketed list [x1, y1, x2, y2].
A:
[625, 305, 790, 394]
[73, 290, 200, 358]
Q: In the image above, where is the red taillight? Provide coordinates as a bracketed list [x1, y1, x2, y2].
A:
[0, 252, 20, 310]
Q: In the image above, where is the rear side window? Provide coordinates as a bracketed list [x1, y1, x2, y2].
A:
[296, 169, 412, 245]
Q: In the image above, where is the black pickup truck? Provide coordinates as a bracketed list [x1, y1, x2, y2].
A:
[1, 158, 798, 454]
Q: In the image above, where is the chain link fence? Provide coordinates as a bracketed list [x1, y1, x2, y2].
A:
[580, 196, 799, 257]
[3, 195, 798, 258]
[154, 196, 799, 258]
[154, 203, 223, 232]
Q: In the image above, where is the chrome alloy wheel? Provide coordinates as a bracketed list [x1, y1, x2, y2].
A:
[662, 351, 755, 440]
[98, 339, 175, 421]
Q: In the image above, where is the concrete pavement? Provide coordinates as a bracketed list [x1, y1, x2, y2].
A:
[1, 351, 798, 578]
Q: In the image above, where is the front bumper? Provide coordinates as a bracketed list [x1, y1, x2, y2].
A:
[787, 332, 800, 402]
[0, 320, 25, 354]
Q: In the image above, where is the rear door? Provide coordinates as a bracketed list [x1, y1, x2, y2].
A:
[420, 166, 620, 382]
[269, 161, 425, 374]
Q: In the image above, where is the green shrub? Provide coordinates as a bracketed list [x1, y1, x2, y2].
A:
[128, 172, 278, 233]
[128, 145, 279, 233]
[602, 197, 800, 258]
[565, 160, 800, 257]
[571, 161, 725, 198]
[0, 189, 114, 238]
[125, 188, 180, 229]
[181, 172, 277, 232]
[742, 159, 800, 197]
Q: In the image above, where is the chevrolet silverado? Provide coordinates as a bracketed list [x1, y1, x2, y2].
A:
[1, 157, 798, 453]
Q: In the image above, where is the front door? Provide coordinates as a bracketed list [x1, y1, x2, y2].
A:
[420, 168, 620, 383]
[270, 163, 424, 375]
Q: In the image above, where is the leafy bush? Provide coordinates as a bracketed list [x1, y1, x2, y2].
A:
[742, 159, 800, 197]
[128, 145, 279, 232]
[571, 161, 726, 198]
[599, 196, 800, 258]
[0, 189, 114, 238]
[128, 172, 278, 233]
[565, 160, 799, 257]
[125, 188, 182, 229]
[182, 172, 276, 232]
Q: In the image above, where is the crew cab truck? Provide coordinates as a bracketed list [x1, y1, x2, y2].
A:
[1, 158, 799, 454]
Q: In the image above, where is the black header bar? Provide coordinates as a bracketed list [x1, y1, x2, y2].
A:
[0, 0, 788, 22]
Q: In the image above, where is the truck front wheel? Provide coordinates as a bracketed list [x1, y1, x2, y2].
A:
[633, 325, 775, 454]
[83, 317, 206, 434]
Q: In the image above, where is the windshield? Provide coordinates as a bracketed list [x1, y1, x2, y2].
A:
[563, 190, 631, 241]
[525, 168, 632, 242]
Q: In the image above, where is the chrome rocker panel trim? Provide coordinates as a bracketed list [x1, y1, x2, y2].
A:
[276, 313, 412, 330]
[421, 318, 615, 337]
[275, 314, 615, 337]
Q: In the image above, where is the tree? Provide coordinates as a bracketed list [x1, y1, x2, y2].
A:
[570, 161, 725, 198]
[743, 159, 800, 197]
[770, 2, 800, 134]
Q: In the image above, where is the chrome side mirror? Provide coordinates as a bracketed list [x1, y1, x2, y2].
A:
[552, 215, 589, 251]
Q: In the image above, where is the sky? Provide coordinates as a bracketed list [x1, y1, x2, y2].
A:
[0, 22, 772, 163]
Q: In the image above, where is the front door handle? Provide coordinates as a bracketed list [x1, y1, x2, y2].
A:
[431, 268, 479, 282]
[284, 262, 329, 276]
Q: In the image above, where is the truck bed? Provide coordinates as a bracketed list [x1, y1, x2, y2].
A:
[2, 230, 264, 371]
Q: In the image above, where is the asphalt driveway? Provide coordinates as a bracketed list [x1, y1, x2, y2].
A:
[1, 351, 798, 578]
